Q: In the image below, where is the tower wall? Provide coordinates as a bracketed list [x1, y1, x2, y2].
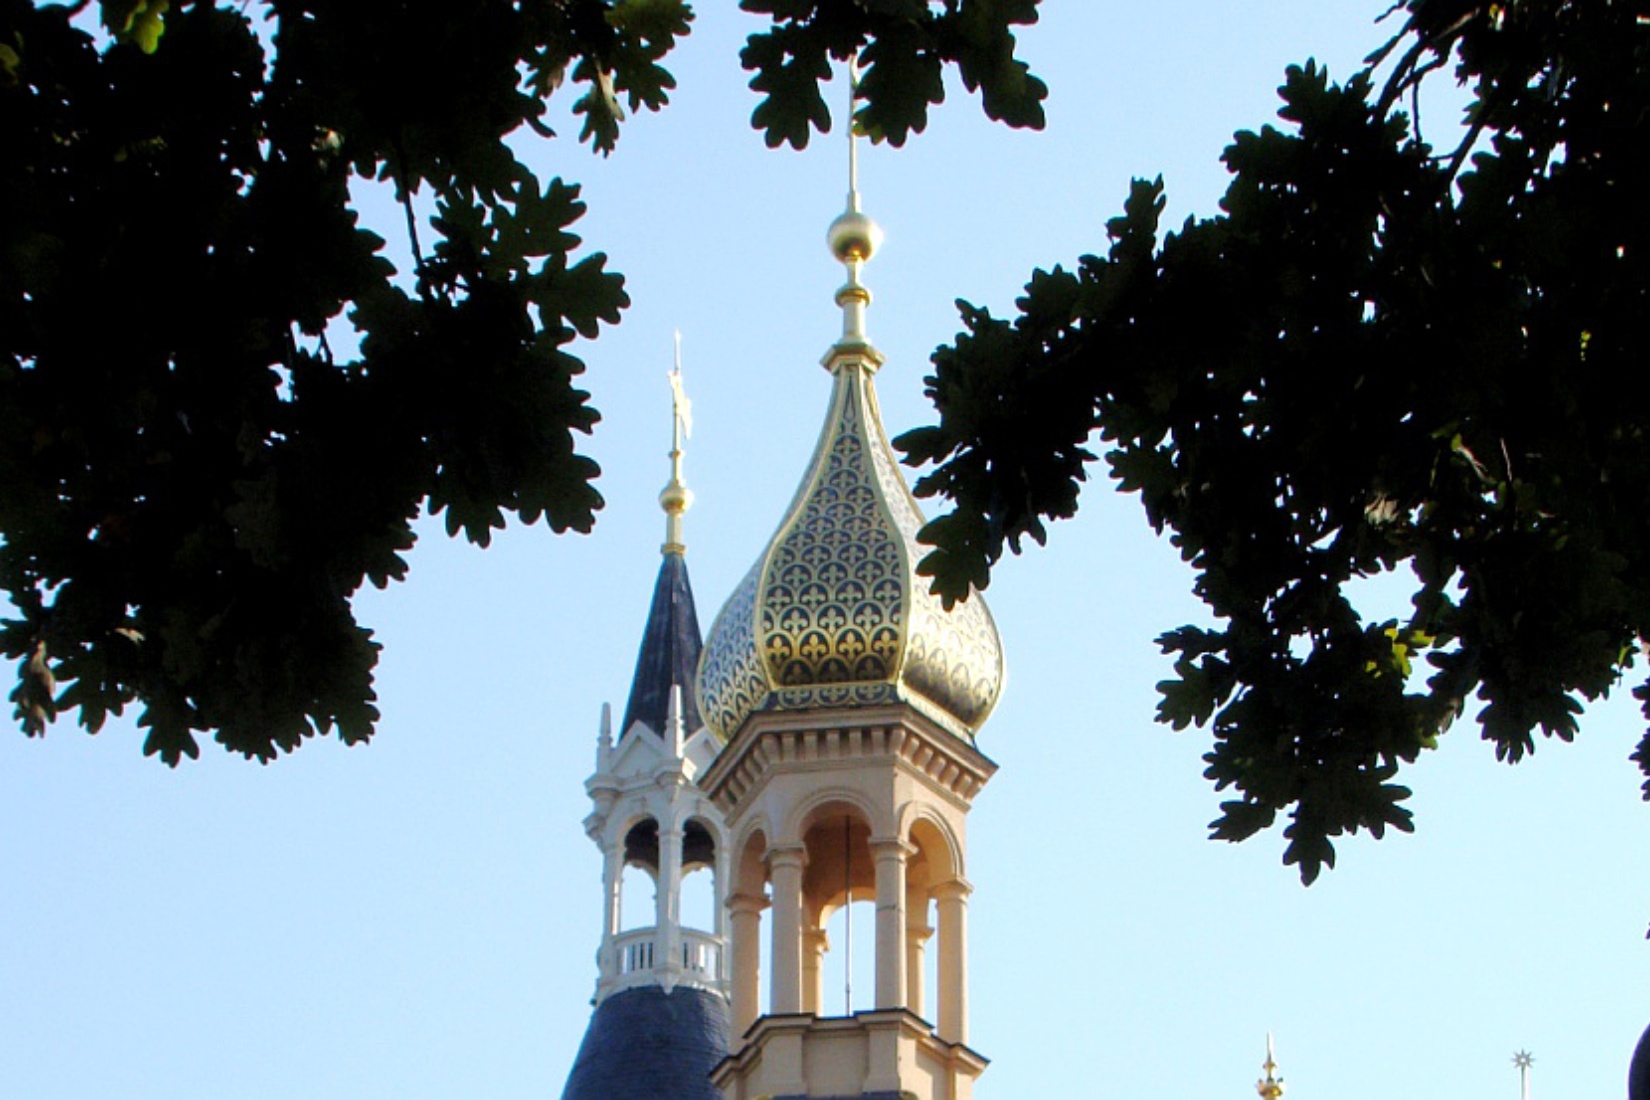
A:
[702, 705, 993, 1100]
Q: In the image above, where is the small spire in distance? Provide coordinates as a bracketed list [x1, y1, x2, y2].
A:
[825, 55, 884, 362]
[1513, 1050, 1533, 1100]
[660, 331, 693, 555]
[1257, 1034, 1286, 1100]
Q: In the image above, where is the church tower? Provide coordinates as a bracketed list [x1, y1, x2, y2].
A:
[695, 110, 1006, 1100]
[561, 361, 732, 1100]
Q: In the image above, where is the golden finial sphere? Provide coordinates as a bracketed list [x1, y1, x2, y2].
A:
[659, 480, 692, 514]
[827, 209, 883, 264]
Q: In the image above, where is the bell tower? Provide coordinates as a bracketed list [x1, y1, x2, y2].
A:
[562, 354, 731, 1100]
[695, 82, 1005, 1100]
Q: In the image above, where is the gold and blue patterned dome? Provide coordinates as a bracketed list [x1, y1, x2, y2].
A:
[695, 181, 1005, 745]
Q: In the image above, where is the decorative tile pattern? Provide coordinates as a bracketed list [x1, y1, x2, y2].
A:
[697, 362, 1004, 743]
[861, 377, 1003, 731]
[759, 380, 904, 691]
[695, 559, 765, 744]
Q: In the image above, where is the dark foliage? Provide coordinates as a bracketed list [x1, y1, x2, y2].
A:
[0, 0, 1043, 762]
[899, 0, 1650, 881]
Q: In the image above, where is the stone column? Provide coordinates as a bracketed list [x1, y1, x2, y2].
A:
[934, 879, 971, 1044]
[802, 923, 828, 1015]
[768, 845, 808, 1014]
[714, 837, 732, 990]
[599, 842, 622, 988]
[905, 887, 932, 1020]
[727, 892, 766, 1038]
[870, 838, 910, 1010]
[657, 819, 684, 985]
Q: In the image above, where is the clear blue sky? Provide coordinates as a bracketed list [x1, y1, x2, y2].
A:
[4, 4, 1647, 1098]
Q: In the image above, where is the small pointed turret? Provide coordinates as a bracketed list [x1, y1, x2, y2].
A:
[620, 344, 704, 741]
[596, 702, 613, 770]
[1257, 1034, 1286, 1100]
[564, 349, 730, 1100]
[666, 683, 686, 759]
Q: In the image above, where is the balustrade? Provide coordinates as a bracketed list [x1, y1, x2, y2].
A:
[608, 925, 725, 991]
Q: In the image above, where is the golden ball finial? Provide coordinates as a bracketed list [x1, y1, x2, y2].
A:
[659, 479, 692, 515]
[827, 208, 883, 265]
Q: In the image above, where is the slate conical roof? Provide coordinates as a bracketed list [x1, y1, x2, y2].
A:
[620, 549, 703, 737]
[620, 353, 704, 740]
[1631, 1020, 1650, 1100]
[560, 986, 729, 1100]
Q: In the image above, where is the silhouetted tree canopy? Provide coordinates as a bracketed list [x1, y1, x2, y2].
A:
[0, 0, 1046, 763]
[899, 0, 1650, 882]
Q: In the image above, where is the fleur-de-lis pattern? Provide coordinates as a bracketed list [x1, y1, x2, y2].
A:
[696, 362, 1004, 743]
[695, 558, 766, 746]
[861, 377, 1003, 730]
[761, 383, 902, 691]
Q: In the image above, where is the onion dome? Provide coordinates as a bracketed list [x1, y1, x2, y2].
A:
[695, 166, 1004, 745]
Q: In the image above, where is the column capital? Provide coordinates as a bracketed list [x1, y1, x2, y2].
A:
[728, 891, 770, 915]
[931, 877, 972, 902]
[868, 835, 917, 860]
[767, 843, 808, 872]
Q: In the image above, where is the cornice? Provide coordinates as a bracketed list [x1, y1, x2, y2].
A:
[709, 1007, 989, 1088]
[699, 702, 997, 819]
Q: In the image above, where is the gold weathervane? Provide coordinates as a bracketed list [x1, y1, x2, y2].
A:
[660, 330, 693, 556]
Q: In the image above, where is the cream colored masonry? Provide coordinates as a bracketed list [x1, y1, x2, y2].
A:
[700, 703, 996, 1100]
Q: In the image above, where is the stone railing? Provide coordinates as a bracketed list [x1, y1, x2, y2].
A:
[680, 928, 723, 978]
[615, 927, 657, 974]
[605, 926, 727, 998]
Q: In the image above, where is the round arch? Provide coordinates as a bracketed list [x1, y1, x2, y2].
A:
[784, 784, 892, 844]
[681, 814, 719, 872]
[732, 825, 771, 899]
[900, 804, 964, 886]
[619, 815, 662, 876]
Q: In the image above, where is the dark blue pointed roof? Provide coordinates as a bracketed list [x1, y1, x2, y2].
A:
[1632, 1020, 1650, 1100]
[561, 986, 729, 1100]
[621, 551, 703, 738]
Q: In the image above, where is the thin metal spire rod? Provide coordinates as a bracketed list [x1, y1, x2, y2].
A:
[847, 55, 861, 205]
[660, 331, 692, 555]
[824, 51, 882, 359]
[671, 329, 685, 455]
[843, 813, 852, 1014]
